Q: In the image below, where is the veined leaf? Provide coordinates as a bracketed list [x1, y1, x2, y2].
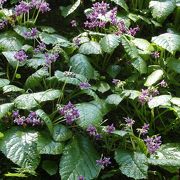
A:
[171, 97, 180, 107]
[0, 129, 40, 170]
[3, 85, 24, 93]
[42, 160, 58, 176]
[152, 33, 180, 53]
[149, 0, 176, 23]
[106, 94, 123, 105]
[115, 149, 148, 179]
[110, 0, 128, 11]
[59, 136, 100, 180]
[167, 57, 180, 73]
[0, 78, 10, 88]
[0, 103, 14, 119]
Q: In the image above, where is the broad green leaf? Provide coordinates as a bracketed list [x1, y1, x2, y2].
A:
[149, 0, 176, 23]
[100, 34, 120, 53]
[37, 132, 64, 155]
[36, 109, 53, 134]
[76, 102, 103, 128]
[132, 38, 153, 51]
[148, 143, 180, 167]
[0, 129, 40, 170]
[132, 57, 147, 74]
[39, 32, 70, 47]
[152, 33, 180, 53]
[106, 94, 123, 105]
[42, 160, 58, 176]
[14, 89, 61, 109]
[59, 136, 100, 180]
[111, 130, 127, 137]
[14, 25, 30, 38]
[55, 70, 87, 85]
[2, 51, 26, 68]
[25, 68, 49, 89]
[0, 103, 14, 119]
[26, 54, 46, 69]
[107, 65, 121, 78]
[96, 81, 110, 93]
[171, 97, 180, 107]
[0, 132, 4, 138]
[79, 41, 102, 55]
[115, 149, 148, 179]
[148, 95, 172, 109]
[0, 78, 10, 88]
[70, 54, 96, 80]
[110, 0, 128, 11]
[144, 69, 164, 86]
[167, 57, 180, 73]
[122, 90, 141, 100]
[0, 31, 23, 51]
[60, 0, 81, 17]
[3, 85, 24, 93]
[52, 124, 72, 142]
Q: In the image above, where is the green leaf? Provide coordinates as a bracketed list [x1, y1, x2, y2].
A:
[152, 33, 180, 53]
[36, 109, 53, 134]
[2, 51, 26, 68]
[96, 81, 110, 93]
[106, 94, 123, 105]
[100, 34, 120, 53]
[0, 132, 4, 139]
[37, 132, 64, 155]
[0, 103, 14, 119]
[25, 68, 49, 89]
[55, 70, 87, 85]
[70, 54, 96, 80]
[149, 0, 176, 23]
[79, 41, 102, 55]
[0, 31, 23, 51]
[171, 97, 180, 107]
[39, 32, 70, 47]
[42, 160, 58, 176]
[52, 124, 72, 142]
[76, 102, 103, 128]
[132, 57, 147, 74]
[148, 95, 172, 109]
[14, 89, 61, 109]
[132, 38, 153, 51]
[13, 25, 30, 38]
[107, 65, 121, 78]
[148, 143, 180, 167]
[167, 57, 180, 73]
[0, 78, 10, 88]
[115, 149, 148, 179]
[144, 69, 164, 86]
[0, 129, 40, 170]
[59, 136, 100, 180]
[3, 85, 24, 93]
[122, 90, 141, 100]
[60, 0, 81, 17]
[110, 0, 128, 11]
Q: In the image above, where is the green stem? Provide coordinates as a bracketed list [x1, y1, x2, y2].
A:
[11, 61, 19, 82]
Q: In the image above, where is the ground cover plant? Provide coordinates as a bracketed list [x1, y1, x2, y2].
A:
[0, 0, 180, 179]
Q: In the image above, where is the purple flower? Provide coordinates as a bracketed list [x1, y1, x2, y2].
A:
[106, 124, 115, 133]
[59, 101, 79, 125]
[159, 80, 167, 88]
[124, 117, 135, 127]
[24, 28, 38, 39]
[112, 79, 120, 85]
[79, 82, 91, 89]
[109, 7, 117, 25]
[116, 20, 127, 35]
[70, 20, 77, 27]
[14, 50, 28, 62]
[37, 1, 50, 13]
[137, 123, 149, 135]
[45, 53, 59, 65]
[15, 1, 31, 16]
[0, 0, 7, 5]
[144, 135, 162, 154]
[14, 116, 26, 126]
[0, 19, 8, 30]
[12, 110, 19, 118]
[128, 26, 140, 36]
[87, 125, 97, 136]
[96, 156, 111, 169]
[151, 51, 160, 58]
[73, 37, 81, 46]
[34, 42, 46, 53]
[138, 89, 149, 105]
[95, 133, 102, 140]
[78, 176, 85, 180]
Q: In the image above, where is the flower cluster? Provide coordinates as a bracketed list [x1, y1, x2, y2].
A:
[124, 117, 135, 127]
[15, 1, 31, 16]
[87, 125, 101, 139]
[151, 51, 160, 59]
[34, 42, 46, 53]
[31, 0, 50, 13]
[70, 20, 77, 27]
[144, 135, 162, 154]
[159, 80, 168, 88]
[59, 101, 79, 124]
[79, 82, 91, 89]
[138, 87, 159, 105]
[13, 111, 42, 126]
[0, 0, 7, 5]
[128, 26, 140, 36]
[78, 176, 85, 180]
[14, 50, 28, 62]
[106, 123, 115, 133]
[0, 19, 7, 29]
[96, 156, 111, 169]
[45, 53, 59, 65]
[24, 28, 38, 39]
[137, 123, 149, 135]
